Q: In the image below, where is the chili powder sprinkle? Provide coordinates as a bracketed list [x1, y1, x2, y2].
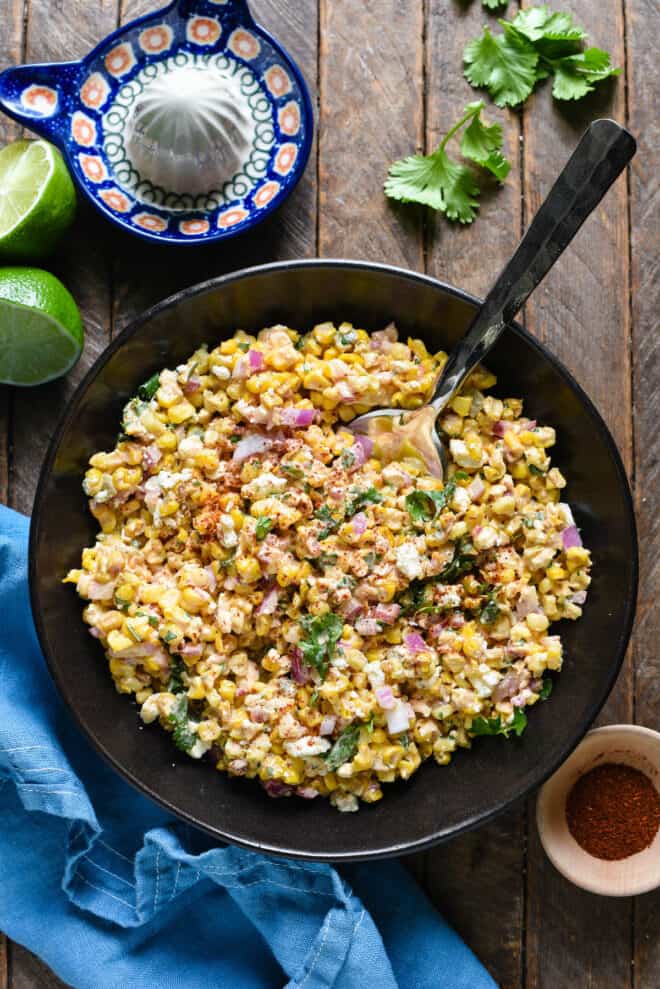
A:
[565, 762, 660, 861]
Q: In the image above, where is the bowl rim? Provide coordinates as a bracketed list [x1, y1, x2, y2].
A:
[28, 258, 640, 860]
[536, 724, 660, 896]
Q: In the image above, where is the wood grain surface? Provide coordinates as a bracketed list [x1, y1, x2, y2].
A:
[0, 1, 658, 987]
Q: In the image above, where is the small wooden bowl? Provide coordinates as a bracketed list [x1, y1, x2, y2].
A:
[537, 725, 660, 896]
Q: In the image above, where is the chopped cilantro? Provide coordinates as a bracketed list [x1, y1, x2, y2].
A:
[315, 505, 342, 541]
[230, 435, 241, 444]
[256, 517, 274, 541]
[137, 372, 160, 401]
[366, 713, 375, 735]
[324, 724, 361, 771]
[309, 690, 319, 707]
[528, 464, 545, 476]
[538, 677, 553, 701]
[113, 593, 130, 613]
[340, 449, 356, 469]
[405, 490, 437, 523]
[237, 342, 250, 352]
[470, 709, 527, 738]
[299, 612, 343, 680]
[346, 486, 383, 517]
[167, 656, 186, 694]
[522, 517, 535, 528]
[439, 537, 477, 582]
[318, 552, 339, 568]
[168, 695, 197, 753]
[400, 732, 410, 749]
[364, 551, 382, 567]
[479, 592, 501, 625]
[338, 330, 357, 347]
[161, 629, 178, 644]
[453, 471, 470, 481]
[281, 463, 304, 480]
[125, 620, 142, 642]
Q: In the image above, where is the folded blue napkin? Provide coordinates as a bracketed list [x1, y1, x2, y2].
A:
[0, 504, 497, 989]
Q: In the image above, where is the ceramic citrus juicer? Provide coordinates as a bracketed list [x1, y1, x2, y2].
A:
[0, 0, 313, 245]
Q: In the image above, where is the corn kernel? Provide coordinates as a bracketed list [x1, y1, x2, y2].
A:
[168, 401, 195, 424]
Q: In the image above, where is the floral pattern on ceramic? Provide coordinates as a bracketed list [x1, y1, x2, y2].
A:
[0, 0, 313, 245]
[99, 187, 131, 212]
[187, 17, 222, 46]
[21, 85, 58, 116]
[80, 73, 111, 111]
[104, 43, 137, 79]
[132, 211, 168, 232]
[228, 29, 261, 60]
[218, 205, 249, 227]
[71, 111, 97, 148]
[278, 100, 300, 136]
[139, 25, 174, 55]
[79, 153, 108, 183]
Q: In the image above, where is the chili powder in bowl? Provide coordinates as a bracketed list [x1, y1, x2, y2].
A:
[536, 725, 660, 896]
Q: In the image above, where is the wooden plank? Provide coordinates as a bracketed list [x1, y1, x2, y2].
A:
[113, 0, 319, 332]
[0, 933, 6, 989]
[8, 944, 69, 989]
[9, 0, 117, 515]
[0, 0, 23, 513]
[318, 0, 424, 267]
[627, 0, 660, 985]
[523, 2, 634, 987]
[423, 6, 526, 988]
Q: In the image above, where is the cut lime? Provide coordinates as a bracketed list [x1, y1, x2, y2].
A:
[0, 139, 76, 261]
[0, 267, 84, 385]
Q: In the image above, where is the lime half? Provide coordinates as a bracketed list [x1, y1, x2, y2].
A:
[0, 267, 84, 385]
[0, 139, 76, 261]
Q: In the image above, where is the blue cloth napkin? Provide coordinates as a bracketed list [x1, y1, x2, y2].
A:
[0, 505, 497, 989]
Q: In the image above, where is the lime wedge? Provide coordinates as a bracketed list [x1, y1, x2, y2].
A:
[0, 267, 84, 385]
[0, 139, 76, 261]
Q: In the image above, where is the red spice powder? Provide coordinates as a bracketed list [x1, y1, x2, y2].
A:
[565, 762, 660, 861]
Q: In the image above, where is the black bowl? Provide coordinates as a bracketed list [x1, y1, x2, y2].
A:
[29, 260, 638, 861]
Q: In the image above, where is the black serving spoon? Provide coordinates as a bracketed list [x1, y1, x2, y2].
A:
[348, 118, 636, 476]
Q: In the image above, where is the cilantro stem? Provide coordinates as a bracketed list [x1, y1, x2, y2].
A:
[439, 101, 483, 151]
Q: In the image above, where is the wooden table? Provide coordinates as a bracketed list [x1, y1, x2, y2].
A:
[1, 1, 658, 986]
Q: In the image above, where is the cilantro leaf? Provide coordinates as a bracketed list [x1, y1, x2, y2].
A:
[168, 695, 197, 753]
[479, 592, 501, 625]
[137, 372, 160, 401]
[346, 486, 383, 517]
[471, 709, 527, 738]
[299, 612, 343, 680]
[314, 505, 342, 541]
[550, 48, 620, 101]
[281, 463, 304, 480]
[538, 677, 553, 701]
[167, 655, 186, 695]
[510, 7, 586, 46]
[324, 724, 361, 771]
[405, 490, 437, 523]
[385, 147, 480, 223]
[460, 107, 511, 182]
[255, 516, 273, 541]
[439, 537, 477, 583]
[464, 25, 539, 108]
[483, 0, 508, 8]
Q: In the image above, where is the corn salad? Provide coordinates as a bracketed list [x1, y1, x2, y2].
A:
[66, 322, 591, 812]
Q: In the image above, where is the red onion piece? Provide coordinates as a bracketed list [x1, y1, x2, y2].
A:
[492, 673, 522, 702]
[296, 786, 320, 800]
[182, 377, 200, 395]
[87, 581, 115, 601]
[142, 444, 162, 471]
[290, 647, 310, 684]
[89, 627, 101, 638]
[373, 603, 400, 624]
[256, 586, 279, 616]
[386, 700, 410, 734]
[562, 525, 582, 549]
[468, 476, 484, 500]
[204, 565, 217, 593]
[320, 716, 336, 735]
[248, 349, 264, 372]
[353, 433, 374, 461]
[352, 512, 367, 535]
[336, 380, 356, 402]
[180, 643, 203, 658]
[232, 433, 272, 463]
[375, 686, 396, 710]
[404, 632, 426, 653]
[262, 780, 294, 798]
[355, 617, 381, 637]
[515, 586, 541, 620]
[279, 407, 317, 428]
[492, 420, 513, 438]
[342, 600, 364, 622]
[569, 590, 587, 605]
[232, 357, 249, 379]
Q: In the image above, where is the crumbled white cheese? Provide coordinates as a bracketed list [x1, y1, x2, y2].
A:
[284, 736, 332, 758]
[396, 542, 423, 579]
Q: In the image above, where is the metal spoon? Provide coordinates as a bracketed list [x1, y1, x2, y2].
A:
[348, 119, 636, 478]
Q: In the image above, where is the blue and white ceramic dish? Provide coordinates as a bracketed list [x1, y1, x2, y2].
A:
[0, 0, 313, 245]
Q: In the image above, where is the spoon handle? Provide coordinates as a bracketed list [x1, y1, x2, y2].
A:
[429, 118, 636, 413]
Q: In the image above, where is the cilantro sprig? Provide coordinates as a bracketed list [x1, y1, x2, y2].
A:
[324, 724, 361, 771]
[299, 612, 343, 680]
[439, 537, 477, 583]
[471, 709, 528, 738]
[464, 7, 620, 108]
[405, 479, 457, 523]
[385, 101, 510, 224]
[168, 695, 197, 753]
